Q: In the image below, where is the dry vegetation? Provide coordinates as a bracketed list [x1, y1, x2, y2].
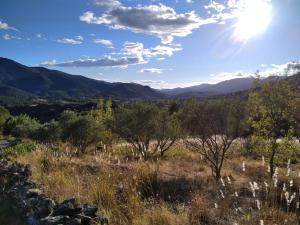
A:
[14, 141, 300, 225]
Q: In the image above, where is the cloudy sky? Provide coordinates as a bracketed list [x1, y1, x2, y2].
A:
[1, 0, 300, 88]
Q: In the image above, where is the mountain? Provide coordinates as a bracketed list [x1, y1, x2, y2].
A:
[160, 75, 297, 99]
[1, 57, 299, 105]
[0, 57, 164, 101]
[161, 77, 258, 98]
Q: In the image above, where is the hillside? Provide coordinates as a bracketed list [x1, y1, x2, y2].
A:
[0, 57, 164, 101]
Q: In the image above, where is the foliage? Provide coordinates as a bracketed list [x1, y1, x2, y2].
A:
[3, 114, 40, 138]
[4, 141, 37, 157]
[90, 98, 115, 146]
[66, 115, 103, 153]
[111, 102, 181, 160]
[33, 120, 62, 144]
[0, 106, 10, 134]
[181, 98, 244, 179]
[247, 80, 297, 177]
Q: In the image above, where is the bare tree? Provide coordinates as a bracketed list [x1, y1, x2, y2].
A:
[182, 99, 244, 180]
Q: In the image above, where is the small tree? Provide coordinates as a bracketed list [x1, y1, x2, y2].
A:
[68, 115, 103, 153]
[4, 114, 40, 138]
[0, 106, 10, 134]
[247, 80, 296, 178]
[182, 99, 243, 180]
[154, 110, 182, 158]
[34, 120, 62, 145]
[111, 102, 180, 160]
[111, 103, 159, 160]
[59, 110, 79, 140]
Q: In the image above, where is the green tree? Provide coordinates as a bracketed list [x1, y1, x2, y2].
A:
[59, 110, 79, 140]
[4, 114, 40, 138]
[247, 80, 296, 178]
[0, 106, 10, 134]
[34, 120, 62, 144]
[154, 110, 182, 157]
[111, 102, 180, 160]
[67, 115, 103, 153]
[181, 98, 243, 180]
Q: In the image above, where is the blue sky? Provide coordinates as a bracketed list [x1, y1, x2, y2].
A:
[1, 0, 300, 88]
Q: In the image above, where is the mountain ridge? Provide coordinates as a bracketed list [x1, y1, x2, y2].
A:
[0, 57, 299, 104]
[0, 57, 163, 100]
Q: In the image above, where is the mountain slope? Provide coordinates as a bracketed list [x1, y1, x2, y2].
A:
[161, 77, 257, 98]
[0, 57, 164, 100]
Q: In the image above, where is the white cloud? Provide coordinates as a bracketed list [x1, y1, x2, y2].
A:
[122, 42, 182, 59]
[0, 21, 16, 30]
[36, 34, 42, 38]
[135, 80, 207, 89]
[260, 61, 300, 76]
[39, 41, 182, 69]
[0, 21, 9, 30]
[2, 34, 21, 40]
[80, 4, 216, 44]
[204, 1, 226, 13]
[94, 39, 113, 47]
[57, 38, 82, 45]
[39, 55, 145, 68]
[140, 68, 162, 74]
[76, 35, 84, 41]
[210, 71, 251, 82]
[204, 0, 272, 25]
[94, 0, 121, 8]
[210, 61, 300, 82]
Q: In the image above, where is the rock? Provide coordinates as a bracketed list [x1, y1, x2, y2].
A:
[66, 218, 82, 225]
[53, 198, 83, 216]
[0, 159, 107, 225]
[40, 215, 69, 225]
[82, 205, 98, 217]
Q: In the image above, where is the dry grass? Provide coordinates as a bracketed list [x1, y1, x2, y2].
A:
[15, 144, 300, 225]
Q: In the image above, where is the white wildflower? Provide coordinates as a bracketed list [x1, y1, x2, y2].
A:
[256, 199, 261, 210]
[242, 161, 246, 172]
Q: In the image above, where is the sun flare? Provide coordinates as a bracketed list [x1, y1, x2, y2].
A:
[234, 0, 272, 41]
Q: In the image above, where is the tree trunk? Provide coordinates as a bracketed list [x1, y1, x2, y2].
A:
[269, 139, 277, 178]
[215, 167, 221, 181]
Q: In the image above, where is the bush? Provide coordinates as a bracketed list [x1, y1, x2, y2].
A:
[3, 115, 40, 138]
[4, 141, 37, 157]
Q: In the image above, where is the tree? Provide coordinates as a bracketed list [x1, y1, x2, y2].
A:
[154, 110, 182, 157]
[247, 80, 296, 178]
[91, 98, 114, 148]
[0, 106, 10, 134]
[181, 98, 243, 180]
[111, 102, 180, 160]
[33, 120, 62, 144]
[67, 115, 103, 153]
[59, 110, 79, 141]
[4, 114, 40, 138]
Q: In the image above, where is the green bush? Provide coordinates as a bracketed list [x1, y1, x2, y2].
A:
[4, 141, 37, 157]
[3, 115, 40, 138]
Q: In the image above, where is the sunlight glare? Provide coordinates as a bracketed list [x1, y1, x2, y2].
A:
[234, 0, 272, 41]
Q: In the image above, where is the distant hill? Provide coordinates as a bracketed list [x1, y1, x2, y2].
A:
[0, 57, 299, 105]
[160, 75, 298, 99]
[0, 57, 164, 101]
[161, 78, 258, 98]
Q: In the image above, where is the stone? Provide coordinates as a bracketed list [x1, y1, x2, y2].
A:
[40, 215, 69, 225]
[82, 205, 98, 217]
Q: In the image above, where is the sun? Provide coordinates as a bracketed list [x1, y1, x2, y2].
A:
[233, 0, 272, 41]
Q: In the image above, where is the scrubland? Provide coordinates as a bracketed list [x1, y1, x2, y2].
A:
[13, 141, 300, 225]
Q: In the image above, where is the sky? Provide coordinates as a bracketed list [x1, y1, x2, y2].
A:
[0, 0, 300, 89]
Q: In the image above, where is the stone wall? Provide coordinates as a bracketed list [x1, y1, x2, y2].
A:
[0, 158, 108, 225]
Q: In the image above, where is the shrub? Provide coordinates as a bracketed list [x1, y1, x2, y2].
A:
[4, 141, 37, 157]
[3, 115, 40, 138]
